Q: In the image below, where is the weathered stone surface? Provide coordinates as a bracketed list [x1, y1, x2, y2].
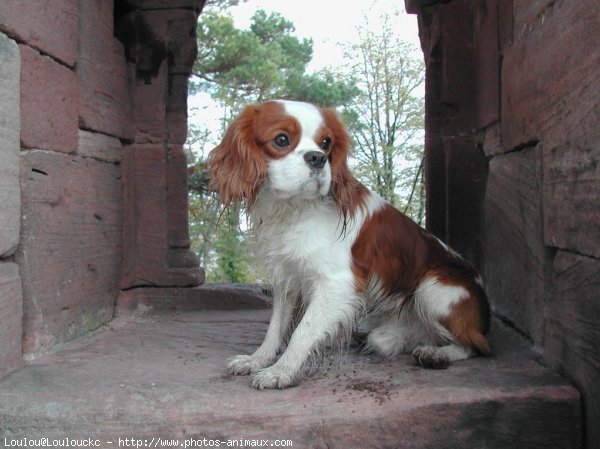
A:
[123, 0, 205, 10]
[543, 142, 600, 259]
[0, 263, 23, 378]
[480, 122, 502, 158]
[482, 145, 549, 344]
[19, 45, 78, 153]
[497, 0, 514, 48]
[0, 0, 78, 67]
[512, 0, 558, 38]
[115, 284, 269, 316]
[444, 135, 487, 264]
[0, 309, 581, 448]
[77, 0, 134, 140]
[501, 0, 600, 151]
[473, 0, 500, 129]
[418, 0, 477, 239]
[544, 251, 600, 448]
[0, 33, 20, 257]
[166, 74, 191, 145]
[427, 0, 476, 136]
[17, 151, 122, 355]
[77, 130, 122, 164]
[121, 144, 203, 288]
[405, 0, 451, 13]
[130, 62, 168, 144]
[120, 9, 197, 144]
[167, 145, 192, 250]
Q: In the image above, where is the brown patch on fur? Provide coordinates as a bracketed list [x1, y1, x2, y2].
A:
[352, 204, 450, 295]
[208, 102, 300, 207]
[208, 105, 266, 207]
[320, 108, 368, 219]
[442, 296, 491, 355]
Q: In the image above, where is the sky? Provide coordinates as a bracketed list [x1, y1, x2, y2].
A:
[188, 0, 422, 156]
[228, 0, 420, 72]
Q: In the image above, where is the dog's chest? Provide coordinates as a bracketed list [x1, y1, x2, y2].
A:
[252, 200, 355, 272]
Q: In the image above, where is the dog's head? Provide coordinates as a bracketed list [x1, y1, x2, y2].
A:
[208, 100, 361, 215]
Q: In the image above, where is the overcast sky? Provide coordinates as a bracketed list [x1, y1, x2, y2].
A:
[228, 0, 420, 71]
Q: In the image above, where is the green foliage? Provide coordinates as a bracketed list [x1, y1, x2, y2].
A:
[192, 9, 356, 110]
[187, 168, 253, 283]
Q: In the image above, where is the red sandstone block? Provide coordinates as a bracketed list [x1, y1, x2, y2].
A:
[0, 33, 21, 257]
[121, 144, 203, 288]
[77, 129, 122, 163]
[473, 0, 500, 129]
[481, 122, 503, 158]
[501, 0, 600, 151]
[121, 144, 168, 287]
[444, 135, 487, 261]
[0, 263, 23, 378]
[17, 151, 122, 354]
[545, 251, 600, 448]
[130, 63, 168, 144]
[512, 0, 557, 37]
[124, 0, 204, 10]
[0, 0, 78, 67]
[127, 9, 197, 144]
[19, 45, 78, 153]
[481, 145, 547, 345]
[77, 0, 134, 140]
[498, 0, 514, 48]
[543, 142, 600, 258]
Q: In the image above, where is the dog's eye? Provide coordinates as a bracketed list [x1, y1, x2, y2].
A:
[273, 134, 290, 149]
[320, 137, 332, 151]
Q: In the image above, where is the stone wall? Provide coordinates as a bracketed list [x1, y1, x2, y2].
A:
[0, 0, 204, 370]
[407, 0, 600, 447]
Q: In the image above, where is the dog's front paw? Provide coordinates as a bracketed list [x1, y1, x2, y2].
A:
[251, 366, 297, 390]
[227, 355, 264, 376]
[412, 345, 450, 369]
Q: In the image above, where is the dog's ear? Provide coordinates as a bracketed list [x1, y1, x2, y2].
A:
[321, 108, 365, 219]
[208, 106, 267, 207]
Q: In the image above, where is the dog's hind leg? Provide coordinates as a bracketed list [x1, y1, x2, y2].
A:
[410, 273, 491, 369]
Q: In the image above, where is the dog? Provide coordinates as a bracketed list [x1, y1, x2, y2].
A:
[208, 100, 490, 389]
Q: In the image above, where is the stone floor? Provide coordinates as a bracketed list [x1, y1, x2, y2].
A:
[0, 290, 581, 449]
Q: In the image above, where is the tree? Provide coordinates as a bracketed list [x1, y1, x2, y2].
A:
[192, 9, 357, 114]
[339, 13, 425, 223]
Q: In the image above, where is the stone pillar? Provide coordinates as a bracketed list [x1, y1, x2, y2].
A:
[406, 0, 491, 263]
[115, 0, 205, 288]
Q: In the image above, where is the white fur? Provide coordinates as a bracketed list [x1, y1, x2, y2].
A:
[267, 155, 331, 199]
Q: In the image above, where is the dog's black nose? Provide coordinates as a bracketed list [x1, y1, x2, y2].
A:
[304, 151, 327, 170]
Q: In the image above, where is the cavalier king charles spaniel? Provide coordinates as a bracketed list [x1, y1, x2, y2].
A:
[209, 100, 491, 389]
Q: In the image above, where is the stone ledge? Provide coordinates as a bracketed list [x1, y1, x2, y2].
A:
[116, 283, 272, 317]
[0, 306, 581, 448]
